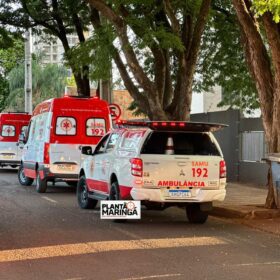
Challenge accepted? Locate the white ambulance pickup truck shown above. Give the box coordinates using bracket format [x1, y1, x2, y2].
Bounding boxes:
[77, 121, 227, 224]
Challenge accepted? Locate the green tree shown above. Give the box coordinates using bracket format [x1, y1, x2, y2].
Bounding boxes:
[233, 0, 280, 208]
[88, 0, 212, 120]
[0, 37, 24, 111]
[0, 0, 92, 96]
[6, 57, 67, 111]
[253, 0, 280, 22]
[87, 0, 258, 119]
[197, 0, 258, 113]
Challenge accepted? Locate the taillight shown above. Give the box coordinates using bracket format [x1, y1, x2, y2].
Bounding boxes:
[44, 143, 50, 164]
[130, 158, 143, 177]
[220, 160, 226, 178]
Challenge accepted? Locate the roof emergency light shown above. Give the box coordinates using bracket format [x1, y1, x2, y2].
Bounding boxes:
[115, 120, 227, 132]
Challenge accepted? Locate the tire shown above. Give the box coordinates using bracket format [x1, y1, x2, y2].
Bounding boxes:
[10, 165, 18, 168]
[77, 176, 98, 209]
[67, 181, 77, 187]
[18, 164, 34, 186]
[186, 204, 208, 224]
[109, 181, 127, 223]
[36, 172, 48, 193]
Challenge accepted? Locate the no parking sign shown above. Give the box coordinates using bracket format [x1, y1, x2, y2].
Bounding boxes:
[109, 104, 122, 121]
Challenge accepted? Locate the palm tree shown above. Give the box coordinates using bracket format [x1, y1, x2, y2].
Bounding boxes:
[5, 58, 68, 111]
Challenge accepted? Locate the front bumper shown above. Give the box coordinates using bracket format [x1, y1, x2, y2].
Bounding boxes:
[130, 187, 226, 203]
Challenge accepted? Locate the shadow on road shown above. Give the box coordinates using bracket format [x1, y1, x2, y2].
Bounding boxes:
[0, 167, 18, 173]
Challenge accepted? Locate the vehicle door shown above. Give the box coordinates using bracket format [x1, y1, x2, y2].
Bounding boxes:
[87, 134, 110, 194]
[17, 125, 28, 160]
[99, 132, 121, 182]
[0, 123, 17, 161]
[88, 133, 121, 194]
[22, 119, 36, 164]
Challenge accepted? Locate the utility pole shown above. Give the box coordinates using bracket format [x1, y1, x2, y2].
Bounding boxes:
[24, 29, 32, 114]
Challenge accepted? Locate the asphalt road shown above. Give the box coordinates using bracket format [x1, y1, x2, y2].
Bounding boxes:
[1, 167, 280, 280]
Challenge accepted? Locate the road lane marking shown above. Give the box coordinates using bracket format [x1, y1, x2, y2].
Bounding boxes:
[120, 273, 182, 280]
[234, 262, 280, 266]
[0, 237, 225, 263]
[115, 227, 143, 240]
[41, 196, 57, 204]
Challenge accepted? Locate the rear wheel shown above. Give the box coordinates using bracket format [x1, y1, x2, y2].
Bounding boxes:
[18, 164, 34, 186]
[110, 181, 127, 223]
[10, 165, 18, 168]
[77, 176, 98, 209]
[186, 204, 208, 224]
[36, 172, 48, 193]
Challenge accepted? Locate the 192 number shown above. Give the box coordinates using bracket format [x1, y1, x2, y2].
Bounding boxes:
[192, 168, 208, 178]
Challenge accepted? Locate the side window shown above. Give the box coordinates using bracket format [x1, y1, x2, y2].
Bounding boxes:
[106, 133, 120, 151]
[56, 117, 76, 135]
[28, 120, 35, 142]
[35, 115, 46, 141]
[86, 118, 106, 137]
[121, 131, 145, 150]
[94, 134, 110, 154]
[1, 125, 16, 137]
[21, 126, 28, 135]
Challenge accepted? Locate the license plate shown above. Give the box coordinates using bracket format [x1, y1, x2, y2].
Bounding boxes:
[2, 155, 14, 160]
[167, 189, 191, 198]
[57, 164, 74, 171]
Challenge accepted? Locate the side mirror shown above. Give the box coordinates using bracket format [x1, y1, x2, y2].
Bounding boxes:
[81, 146, 92, 155]
[18, 132, 27, 144]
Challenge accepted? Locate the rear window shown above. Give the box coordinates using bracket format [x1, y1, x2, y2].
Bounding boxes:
[56, 117, 76, 135]
[1, 125, 16, 137]
[141, 132, 220, 156]
[86, 118, 106, 137]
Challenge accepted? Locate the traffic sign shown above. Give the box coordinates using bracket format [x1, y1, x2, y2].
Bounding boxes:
[109, 104, 122, 121]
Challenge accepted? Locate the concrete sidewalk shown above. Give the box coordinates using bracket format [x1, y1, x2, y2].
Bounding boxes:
[211, 182, 280, 235]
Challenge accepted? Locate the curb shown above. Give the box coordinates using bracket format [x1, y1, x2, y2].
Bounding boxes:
[211, 206, 280, 219]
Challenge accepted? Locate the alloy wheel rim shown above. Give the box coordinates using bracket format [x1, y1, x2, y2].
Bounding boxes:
[81, 184, 88, 202]
[20, 168, 26, 182]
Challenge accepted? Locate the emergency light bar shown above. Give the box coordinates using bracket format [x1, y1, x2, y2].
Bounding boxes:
[115, 120, 227, 132]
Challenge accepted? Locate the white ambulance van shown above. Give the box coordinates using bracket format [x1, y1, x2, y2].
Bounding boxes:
[0, 112, 31, 168]
[18, 96, 112, 193]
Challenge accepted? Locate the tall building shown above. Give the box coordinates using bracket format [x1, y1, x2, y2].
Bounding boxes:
[32, 34, 80, 65]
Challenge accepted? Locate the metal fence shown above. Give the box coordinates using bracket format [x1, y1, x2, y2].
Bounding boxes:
[191, 109, 268, 186]
[241, 131, 266, 162]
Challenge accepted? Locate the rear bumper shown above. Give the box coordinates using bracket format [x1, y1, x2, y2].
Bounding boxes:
[0, 160, 20, 166]
[130, 188, 226, 203]
[38, 165, 78, 182]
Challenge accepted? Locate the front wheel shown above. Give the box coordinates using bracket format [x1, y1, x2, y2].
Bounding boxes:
[36, 172, 48, 193]
[77, 176, 98, 209]
[110, 181, 127, 223]
[18, 164, 34, 186]
[186, 204, 208, 224]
